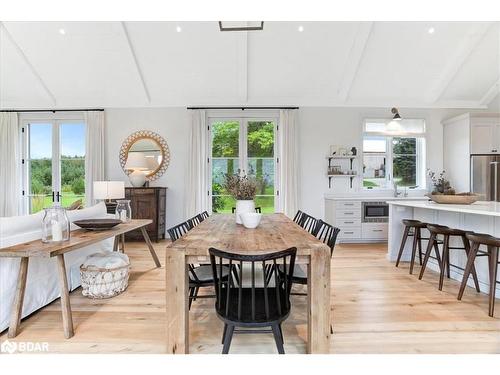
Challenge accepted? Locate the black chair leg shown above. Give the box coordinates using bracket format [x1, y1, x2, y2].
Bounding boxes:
[222, 325, 235, 354]
[278, 323, 284, 344]
[271, 324, 285, 354]
[193, 286, 200, 301]
[221, 323, 228, 344]
[188, 287, 195, 310]
[395, 227, 410, 267]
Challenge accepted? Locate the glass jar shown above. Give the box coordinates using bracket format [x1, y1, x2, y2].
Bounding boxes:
[115, 199, 132, 222]
[41, 204, 70, 243]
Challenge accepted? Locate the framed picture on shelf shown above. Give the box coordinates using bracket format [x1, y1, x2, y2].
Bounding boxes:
[329, 145, 340, 156]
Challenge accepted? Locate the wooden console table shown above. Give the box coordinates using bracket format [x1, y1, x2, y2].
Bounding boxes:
[0, 219, 160, 339]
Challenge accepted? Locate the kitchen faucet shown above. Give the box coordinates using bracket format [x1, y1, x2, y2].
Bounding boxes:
[393, 180, 402, 197]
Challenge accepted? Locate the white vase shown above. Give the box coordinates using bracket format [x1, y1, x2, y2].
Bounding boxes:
[235, 200, 255, 224]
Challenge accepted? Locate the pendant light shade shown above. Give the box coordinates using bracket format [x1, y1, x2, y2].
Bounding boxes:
[391, 107, 402, 121]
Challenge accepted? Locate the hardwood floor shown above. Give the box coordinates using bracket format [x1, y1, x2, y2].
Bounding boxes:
[1, 241, 500, 354]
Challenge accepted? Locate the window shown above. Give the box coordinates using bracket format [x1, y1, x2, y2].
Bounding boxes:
[209, 117, 279, 213]
[22, 119, 86, 213]
[362, 119, 425, 190]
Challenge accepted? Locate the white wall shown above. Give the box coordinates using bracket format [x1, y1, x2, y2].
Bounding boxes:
[104, 108, 190, 229]
[103, 106, 469, 228]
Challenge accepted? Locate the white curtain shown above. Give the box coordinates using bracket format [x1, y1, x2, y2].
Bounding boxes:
[85, 111, 105, 206]
[0, 113, 20, 217]
[186, 109, 209, 217]
[279, 109, 299, 218]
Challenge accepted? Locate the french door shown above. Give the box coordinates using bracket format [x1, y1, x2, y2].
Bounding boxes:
[22, 120, 86, 213]
[209, 117, 280, 213]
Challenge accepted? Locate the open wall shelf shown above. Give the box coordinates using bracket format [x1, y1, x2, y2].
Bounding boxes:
[326, 155, 359, 188]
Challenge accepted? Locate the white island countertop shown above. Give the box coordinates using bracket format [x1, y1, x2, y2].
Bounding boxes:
[387, 200, 500, 217]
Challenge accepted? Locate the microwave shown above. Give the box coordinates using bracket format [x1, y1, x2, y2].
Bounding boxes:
[362, 201, 389, 222]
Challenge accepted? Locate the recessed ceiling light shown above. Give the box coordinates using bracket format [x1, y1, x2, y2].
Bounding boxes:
[58, 28, 66, 35]
[176, 26, 182, 33]
[298, 25, 304, 32]
[428, 27, 435, 34]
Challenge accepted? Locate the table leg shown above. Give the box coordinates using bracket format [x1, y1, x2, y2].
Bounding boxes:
[166, 247, 188, 353]
[113, 236, 119, 252]
[120, 234, 126, 253]
[307, 245, 331, 353]
[141, 227, 161, 268]
[56, 254, 74, 339]
[8, 257, 29, 338]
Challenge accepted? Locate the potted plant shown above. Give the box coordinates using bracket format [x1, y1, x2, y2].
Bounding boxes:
[223, 171, 257, 224]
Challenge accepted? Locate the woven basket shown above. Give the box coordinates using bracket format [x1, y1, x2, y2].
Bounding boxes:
[80, 262, 130, 299]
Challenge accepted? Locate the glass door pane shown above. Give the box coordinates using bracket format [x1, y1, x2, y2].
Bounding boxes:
[247, 121, 275, 213]
[363, 137, 388, 189]
[211, 120, 240, 213]
[60, 122, 86, 207]
[27, 123, 53, 213]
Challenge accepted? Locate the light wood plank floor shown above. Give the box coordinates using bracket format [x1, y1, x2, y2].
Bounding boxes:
[2, 241, 500, 354]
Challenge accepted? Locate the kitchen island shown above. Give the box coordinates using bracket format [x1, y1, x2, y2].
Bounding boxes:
[388, 200, 500, 295]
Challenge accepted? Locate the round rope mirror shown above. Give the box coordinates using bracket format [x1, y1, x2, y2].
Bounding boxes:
[119, 130, 170, 182]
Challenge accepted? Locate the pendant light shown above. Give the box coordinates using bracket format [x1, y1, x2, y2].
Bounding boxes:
[386, 107, 402, 132]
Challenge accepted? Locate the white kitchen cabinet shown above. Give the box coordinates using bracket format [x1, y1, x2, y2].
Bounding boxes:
[325, 198, 386, 243]
[470, 122, 499, 154]
[443, 113, 500, 193]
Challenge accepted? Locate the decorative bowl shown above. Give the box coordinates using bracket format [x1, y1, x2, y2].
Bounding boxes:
[240, 213, 262, 229]
[73, 219, 123, 231]
[427, 193, 481, 205]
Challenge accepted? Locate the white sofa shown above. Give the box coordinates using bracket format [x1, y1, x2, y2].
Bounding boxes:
[0, 202, 113, 333]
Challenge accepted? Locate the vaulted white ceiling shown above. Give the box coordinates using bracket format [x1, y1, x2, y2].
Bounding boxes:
[0, 21, 499, 109]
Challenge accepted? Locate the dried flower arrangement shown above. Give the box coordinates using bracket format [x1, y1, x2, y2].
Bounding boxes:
[427, 169, 455, 195]
[223, 171, 257, 201]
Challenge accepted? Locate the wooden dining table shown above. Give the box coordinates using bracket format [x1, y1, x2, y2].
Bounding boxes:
[165, 213, 331, 354]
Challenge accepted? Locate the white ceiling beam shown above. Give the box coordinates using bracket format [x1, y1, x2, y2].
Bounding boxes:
[236, 31, 248, 103]
[0, 22, 57, 106]
[479, 79, 500, 106]
[121, 22, 151, 103]
[337, 22, 373, 103]
[427, 23, 493, 104]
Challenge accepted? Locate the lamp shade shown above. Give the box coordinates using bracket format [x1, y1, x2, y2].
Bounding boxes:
[145, 156, 159, 172]
[93, 181, 125, 200]
[124, 152, 149, 171]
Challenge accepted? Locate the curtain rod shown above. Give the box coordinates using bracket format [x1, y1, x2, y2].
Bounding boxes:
[186, 106, 299, 110]
[0, 109, 104, 113]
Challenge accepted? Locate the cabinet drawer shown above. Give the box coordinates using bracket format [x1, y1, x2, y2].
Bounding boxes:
[335, 201, 361, 210]
[361, 223, 388, 239]
[336, 218, 361, 227]
[336, 209, 361, 219]
[338, 227, 361, 239]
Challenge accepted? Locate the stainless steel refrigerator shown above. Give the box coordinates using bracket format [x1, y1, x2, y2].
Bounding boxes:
[471, 155, 500, 201]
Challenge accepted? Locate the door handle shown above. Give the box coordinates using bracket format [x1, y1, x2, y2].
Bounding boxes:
[56, 192, 61, 202]
[52, 191, 55, 202]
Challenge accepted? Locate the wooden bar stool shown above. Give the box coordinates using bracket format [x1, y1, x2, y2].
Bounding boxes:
[419, 224, 481, 293]
[459, 232, 500, 317]
[395, 219, 428, 274]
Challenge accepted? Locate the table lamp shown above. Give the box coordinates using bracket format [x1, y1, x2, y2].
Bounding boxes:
[124, 152, 149, 187]
[93, 181, 125, 214]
